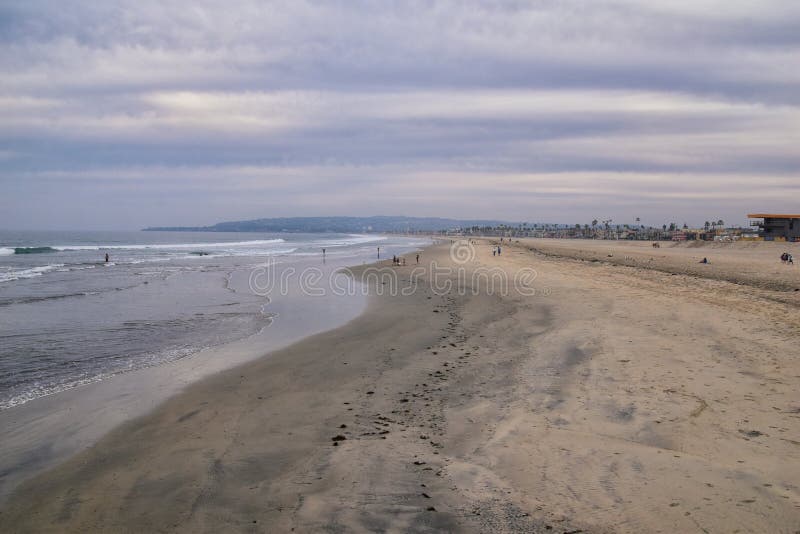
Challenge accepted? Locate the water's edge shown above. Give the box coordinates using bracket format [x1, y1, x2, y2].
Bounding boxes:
[0, 256, 383, 504]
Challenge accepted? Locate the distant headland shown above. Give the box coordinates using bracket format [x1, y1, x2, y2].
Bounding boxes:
[143, 216, 514, 233]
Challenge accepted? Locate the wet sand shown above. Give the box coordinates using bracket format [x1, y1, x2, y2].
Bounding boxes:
[0, 255, 369, 504]
[3, 240, 799, 532]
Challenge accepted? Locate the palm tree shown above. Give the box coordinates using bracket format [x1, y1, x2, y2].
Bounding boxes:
[602, 219, 612, 239]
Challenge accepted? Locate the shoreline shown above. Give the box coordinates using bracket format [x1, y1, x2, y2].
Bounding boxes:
[3, 240, 799, 532]
[0, 252, 378, 504]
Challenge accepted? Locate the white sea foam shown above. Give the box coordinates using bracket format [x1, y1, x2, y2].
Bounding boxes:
[0, 264, 66, 283]
[2, 236, 378, 257]
[181, 246, 299, 259]
[325, 234, 387, 246]
[51, 238, 286, 251]
[298, 235, 388, 250]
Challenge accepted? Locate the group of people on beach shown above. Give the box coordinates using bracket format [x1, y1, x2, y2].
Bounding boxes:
[780, 252, 794, 265]
[391, 253, 420, 266]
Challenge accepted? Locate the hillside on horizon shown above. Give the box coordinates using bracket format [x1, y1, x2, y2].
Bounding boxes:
[143, 216, 518, 233]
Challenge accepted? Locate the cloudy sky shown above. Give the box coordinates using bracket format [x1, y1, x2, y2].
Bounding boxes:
[1, 0, 798, 230]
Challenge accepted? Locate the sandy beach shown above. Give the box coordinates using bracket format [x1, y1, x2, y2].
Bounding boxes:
[3, 239, 799, 533]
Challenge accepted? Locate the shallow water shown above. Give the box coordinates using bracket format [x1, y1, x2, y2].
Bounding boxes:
[0, 230, 428, 410]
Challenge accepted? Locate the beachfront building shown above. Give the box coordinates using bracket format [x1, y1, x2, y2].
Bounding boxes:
[748, 214, 800, 241]
[671, 231, 689, 241]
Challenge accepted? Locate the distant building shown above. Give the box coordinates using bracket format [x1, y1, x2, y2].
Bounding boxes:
[748, 214, 800, 241]
[671, 231, 688, 241]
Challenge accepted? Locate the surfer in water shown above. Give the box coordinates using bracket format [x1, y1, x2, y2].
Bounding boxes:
[105, 253, 109, 263]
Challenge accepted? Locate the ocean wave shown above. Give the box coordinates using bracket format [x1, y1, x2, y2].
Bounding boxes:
[0, 373, 112, 411]
[309, 234, 388, 248]
[0, 264, 66, 283]
[341, 234, 388, 245]
[69, 264, 99, 271]
[0, 343, 207, 410]
[3, 246, 59, 255]
[0, 239, 288, 255]
[0, 290, 101, 307]
[51, 239, 287, 251]
[0, 309, 272, 410]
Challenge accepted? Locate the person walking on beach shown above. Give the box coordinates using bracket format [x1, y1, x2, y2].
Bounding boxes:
[789, 254, 794, 265]
[781, 252, 789, 264]
[416, 253, 419, 264]
[105, 253, 109, 263]
[377, 246, 380, 259]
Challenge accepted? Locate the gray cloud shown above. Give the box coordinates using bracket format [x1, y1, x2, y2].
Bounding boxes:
[1, 0, 799, 229]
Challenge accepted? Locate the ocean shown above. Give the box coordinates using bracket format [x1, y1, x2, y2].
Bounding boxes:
[0, 230, 429, 411]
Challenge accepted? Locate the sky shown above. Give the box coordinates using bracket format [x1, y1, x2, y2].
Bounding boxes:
[1, 0, 799, 230]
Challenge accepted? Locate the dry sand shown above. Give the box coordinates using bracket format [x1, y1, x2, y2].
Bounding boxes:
[3, 240, 799, 533]
[523, 238, 800, 292]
